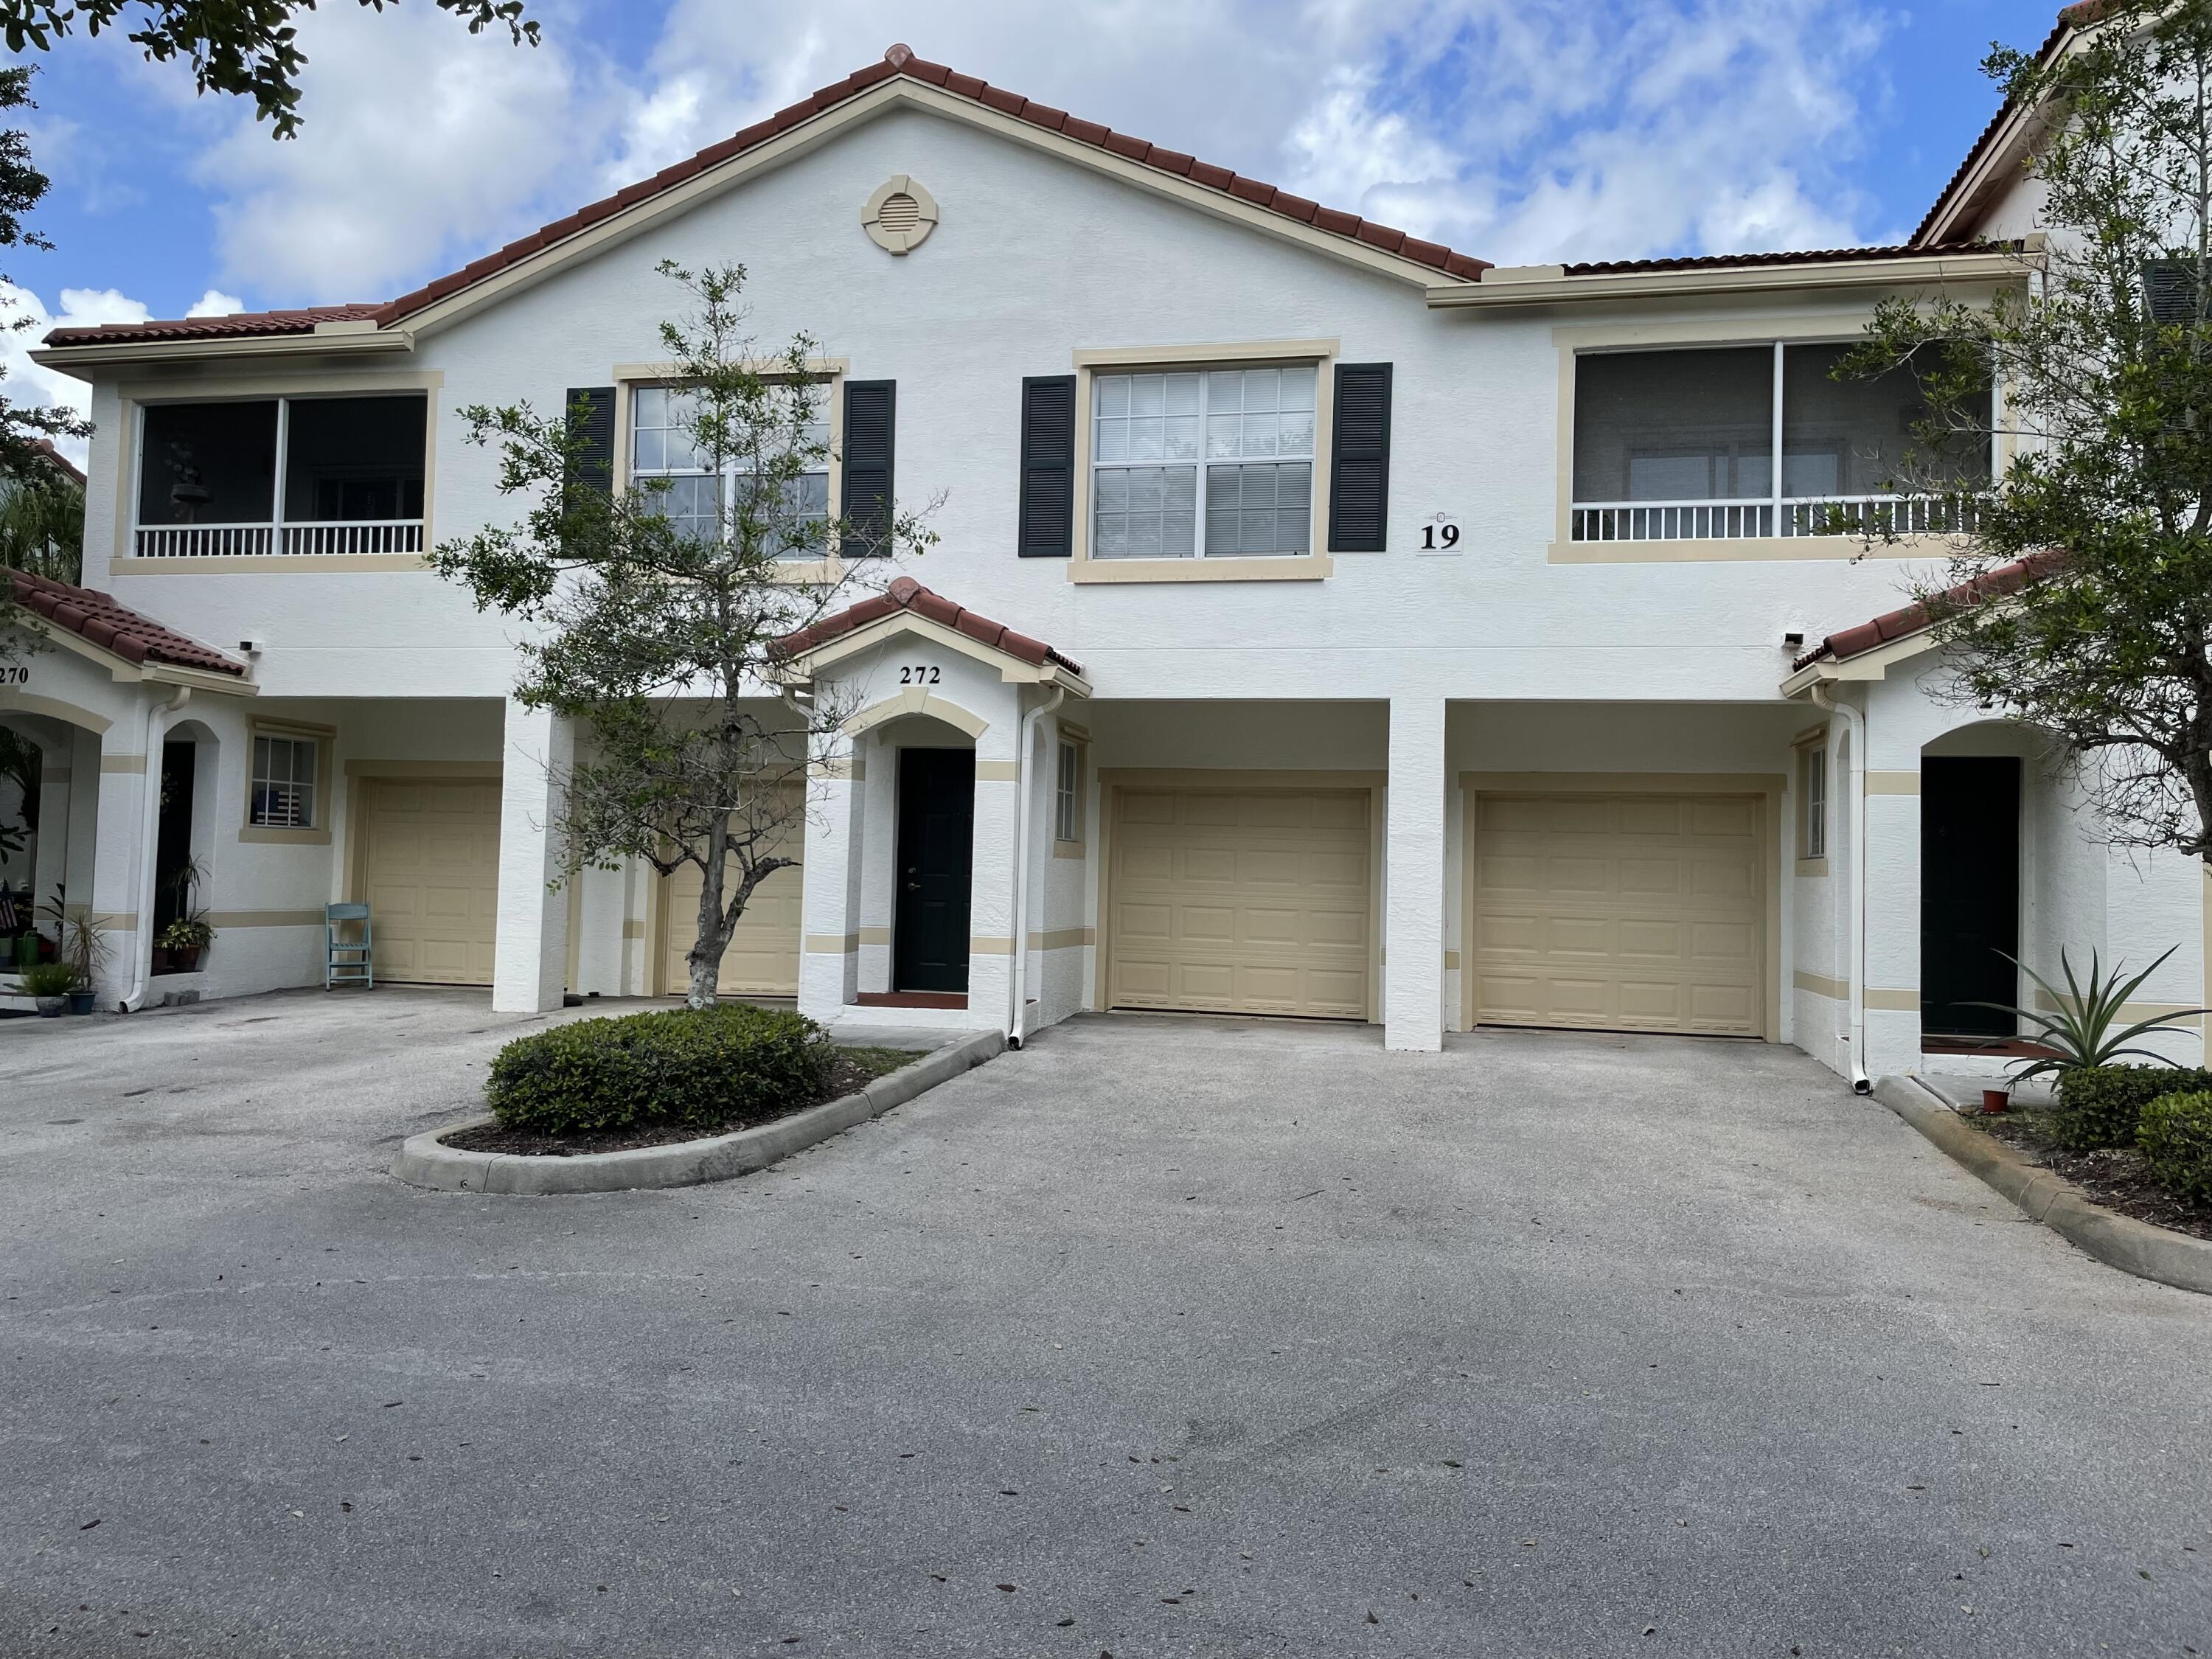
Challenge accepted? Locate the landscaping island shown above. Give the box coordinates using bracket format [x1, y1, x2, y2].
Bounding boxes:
[393, 1006, 1003, 1194]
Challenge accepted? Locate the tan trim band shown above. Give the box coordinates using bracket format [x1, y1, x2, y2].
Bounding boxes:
[204, 909, 326, 929]
[1794, 969, 1848, 1001]
[1865, 987, 1920, 1012]
[99, 753, 147, 774]
[1865, 771, 1921, 795]
[803, 933, 859, 954]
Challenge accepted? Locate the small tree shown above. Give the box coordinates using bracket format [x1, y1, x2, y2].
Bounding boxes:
[1842, 0, 2212, 864]
[433, 262, 935, 1007]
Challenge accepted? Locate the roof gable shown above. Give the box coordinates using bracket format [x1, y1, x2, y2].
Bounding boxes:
[775, 576, 1087, 689]
[44, 46, 1489, 355]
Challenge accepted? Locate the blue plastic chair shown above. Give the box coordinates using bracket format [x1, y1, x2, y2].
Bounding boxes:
[326, 902, 372, 990]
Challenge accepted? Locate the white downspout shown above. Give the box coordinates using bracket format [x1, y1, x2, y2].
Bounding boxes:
[1006, 684, 1065, 1048]
[1812, 682, 1872, 1093]
[122, 684, 191, 1013]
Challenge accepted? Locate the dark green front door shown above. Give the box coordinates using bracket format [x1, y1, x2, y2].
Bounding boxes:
[894, 747, 975, 994]
[1921, 755, 2020, 1038]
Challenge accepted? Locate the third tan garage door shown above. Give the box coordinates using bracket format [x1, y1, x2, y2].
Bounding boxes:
[1108, 787, 1371, 1019]
[1470, 790, 1765, 1037]
[360, 776, 502, 985]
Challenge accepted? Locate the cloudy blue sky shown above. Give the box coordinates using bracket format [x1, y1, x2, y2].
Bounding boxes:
[3, 0, 2048, 452]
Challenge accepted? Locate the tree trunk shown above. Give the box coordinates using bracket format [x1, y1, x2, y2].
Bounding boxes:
[686, 813, 731, 1009]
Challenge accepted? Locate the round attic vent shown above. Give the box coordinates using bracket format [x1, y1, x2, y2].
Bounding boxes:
[863, 174, 939, 254]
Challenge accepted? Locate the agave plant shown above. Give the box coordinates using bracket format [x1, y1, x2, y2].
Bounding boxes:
[1971, 946, 2211, 1082]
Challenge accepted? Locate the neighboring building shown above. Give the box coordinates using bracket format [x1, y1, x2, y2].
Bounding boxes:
[3, 13, 2199, 1082]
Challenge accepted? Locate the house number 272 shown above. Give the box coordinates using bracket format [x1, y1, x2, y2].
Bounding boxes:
[898, 664, 941, 685]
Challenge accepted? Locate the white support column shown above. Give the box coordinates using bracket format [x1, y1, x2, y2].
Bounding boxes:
[90, 738, 149, 1006]
[492, 698, 572, 1014]
[1385, 695, 1447, 1052]
[799, 732, 863, 1023]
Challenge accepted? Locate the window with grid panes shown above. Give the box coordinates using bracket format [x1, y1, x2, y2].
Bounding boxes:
[250, 733, 317, 829]
[1091, 364, 1317, 558]
[1055, 740, 1083, 843]
[630, 383, 831, 557]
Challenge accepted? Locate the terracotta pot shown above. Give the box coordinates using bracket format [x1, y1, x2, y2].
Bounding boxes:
[1981, 1088, 2011, 1115]
[169, 946, 202, 973]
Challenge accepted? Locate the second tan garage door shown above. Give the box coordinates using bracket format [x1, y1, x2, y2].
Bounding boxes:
[1470, 790, 1765, 1037]
[360, 776, 502, 986]
[1108, 787, 1372, 1019]
[658, 818, 804, 998]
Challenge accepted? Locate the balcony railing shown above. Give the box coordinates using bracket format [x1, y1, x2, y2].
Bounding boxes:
[1571, 494, 1981, 543]
[133, 520, 425, 560]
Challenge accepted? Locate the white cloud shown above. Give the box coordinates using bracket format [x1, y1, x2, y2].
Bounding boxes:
[0, 285, 152, 465]
[192, 3, 605, 300]
[185, 288, 244, 318]
[168, 0, 1904, 310]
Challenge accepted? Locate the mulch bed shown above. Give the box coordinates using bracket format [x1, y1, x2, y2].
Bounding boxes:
[1972, 1107, 2212, 1242]
[441, 1047, 917, 1158]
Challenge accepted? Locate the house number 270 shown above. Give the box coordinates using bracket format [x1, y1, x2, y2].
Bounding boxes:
[898, 664, 942, 685]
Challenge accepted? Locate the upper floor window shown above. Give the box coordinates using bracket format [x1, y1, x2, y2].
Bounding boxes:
[134, 394, 428, 560]
[630, 382, 830, 559]
[1091, 364, 1316, 559]
[249, 732, 317, 829]
[1570, 343, 1992, 543]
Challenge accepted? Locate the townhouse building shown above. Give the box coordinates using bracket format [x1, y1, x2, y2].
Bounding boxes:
[5, 13, 2199, 1085]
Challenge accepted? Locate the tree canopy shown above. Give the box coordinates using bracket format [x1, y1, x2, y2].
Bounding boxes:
[1844, 0, 2212, 861]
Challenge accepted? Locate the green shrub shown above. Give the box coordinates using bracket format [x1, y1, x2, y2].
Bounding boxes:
[2138, 1091, 2212, 1205]
[2055, 1065, 2212, 1150]
[486, 1004, 834, 1135]
[19, 961, 75, 997]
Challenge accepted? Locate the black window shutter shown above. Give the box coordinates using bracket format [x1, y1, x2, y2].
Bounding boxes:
[842, 379, 896, 556]
[1328, 363, 1393, 552]
[564, 386, 616, 504]
[2144, 259, 2202, 327]
[1018, 375, 1077, 557]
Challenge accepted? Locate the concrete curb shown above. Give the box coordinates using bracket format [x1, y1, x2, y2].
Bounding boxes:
[392, 1029, 1005, 1195]
[1874, 1074, 2212, 1296]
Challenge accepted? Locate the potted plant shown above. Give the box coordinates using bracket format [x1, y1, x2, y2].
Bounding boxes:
[21, 960, 73, 1017]
[158, 914, 214, 974]
[36, 885, 108, 1009]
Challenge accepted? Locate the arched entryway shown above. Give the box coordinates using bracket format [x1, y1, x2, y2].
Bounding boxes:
[849, 706, 982, 1006]
[1920, 721, 2050, 1040]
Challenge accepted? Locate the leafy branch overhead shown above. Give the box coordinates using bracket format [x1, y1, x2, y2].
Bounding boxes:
[0, 1, 537, 139]
[1837, 0, 2212, 862]
[431, 261, 939, 1009]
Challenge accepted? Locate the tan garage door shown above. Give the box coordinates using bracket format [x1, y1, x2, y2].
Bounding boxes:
[1108, 787, 1371, 1019]
[361, 777, 502, 986]
[658, 818, 804, 998]
[1471, 791, 1765, 1037]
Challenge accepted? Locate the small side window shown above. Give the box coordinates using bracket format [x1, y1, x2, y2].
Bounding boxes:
[250, 733, 319, 830]
[1802, 746, 1826, 860]
[1054, 740, 1085, 845]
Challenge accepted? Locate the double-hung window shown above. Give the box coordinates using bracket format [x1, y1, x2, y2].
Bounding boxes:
[1091, 364, 1317, 559]
[250, 733, 318, 830]
[630, 383, 831, 558]
[1569, 342, 1992, 542]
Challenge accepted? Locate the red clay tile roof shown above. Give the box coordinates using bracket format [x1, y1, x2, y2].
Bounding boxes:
[774, 575, 1083, 676]
[44, 44, 1490, 353]
[1910, 6, 2088, 246]
[6, 568, 248, 677]
[44, 303, 381, 350]
[1562, 241, 2004, 277]
[28, 439, 83, 488]
[1792, 548, 2066, 672]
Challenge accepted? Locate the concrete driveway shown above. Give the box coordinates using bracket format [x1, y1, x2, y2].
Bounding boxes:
[4, 992, 2211, 1657]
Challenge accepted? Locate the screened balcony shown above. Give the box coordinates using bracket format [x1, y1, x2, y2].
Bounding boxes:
[133, 394, 428, 559]
[1568, 343, 1991, 543]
